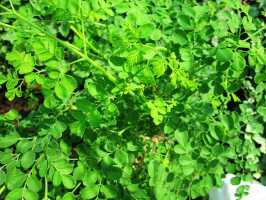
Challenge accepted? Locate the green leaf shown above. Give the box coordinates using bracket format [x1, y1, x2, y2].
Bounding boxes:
[61, 175, 76, 189]
[21, 151, 36, 169]
[4, 109, 19, 120]
[178, 15, 192, 29]
[0, 133, 20, 149]
[5, 88, 16, 101]
[32, 37, 57, 62]
[37, 159, 48, 177]
[152, 59, 167, 77]
[80, 184, 99, 199]
[62, 75, 77, 92]
[6, 169, 26, 190]
[172, 30, 188, 45]
[23, 189, 38, 200]
[103, 166, 122, 180]
[127, 184, 150, 200]
[261, 176, 266, 186]
[73, 162, 85, 181]
[60, 140, 71, 155]
[50, 121, 67, 139]
[24, 73, 36, 84]
[55, 75, 77, 100]
[139, 23, 156, 39]
[62, 192, 75, 200]
[148, 160, 160, 177]
[174, 131, 188, 146]
[182, 164, 195, 176]
[54, 84, 68, 100]
[75, 99, 102, 127]
[0, 151, 13, 165]
[147, 99, 166, 125]
[86, 82, 98, 98]
[231, 176, 241, 185]
[82, 170, 99, 186]
[216, 48, 233, 62]
[100, 185, 118, 199]
[27, 175, 42, 192]
[16, 140, 33, 153]
[231, 53, 246, 77]
[5, 188, 23, 200]
[209, 123, 226, 140]
[242, 16, 256, 31]
[43, 93, 58, 108]
[52, 159, 73, 175]
[53, 171, 62, 187]
[0, 73, 7, 84]
[174, 145, 188, 154]
[69, 120, 86, 137]
[21, 54, 35, 74]
[0, 170, 6, 186]
[150, 29, 162, 41]
[179, 155, 195, 166]
[246, 121, 264, 134]
[126, 142, 139, 152]
[257, 106, 266, 122]
[6, 51, 34, 74]
[114, 150, 129, 166]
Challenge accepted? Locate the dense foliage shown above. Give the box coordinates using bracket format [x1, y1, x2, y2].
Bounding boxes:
[0, 0, 265, 199]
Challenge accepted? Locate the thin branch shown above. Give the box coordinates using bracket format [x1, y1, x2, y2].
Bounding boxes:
[44, 176, 48, 200]
[0, 186, 6, 196]
[70, 25, 105, 58]
[0, 21, 14, 28]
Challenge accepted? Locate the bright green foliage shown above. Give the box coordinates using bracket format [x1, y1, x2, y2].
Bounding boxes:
[0, 0, 266, 200]
[6, 51, 35, 74]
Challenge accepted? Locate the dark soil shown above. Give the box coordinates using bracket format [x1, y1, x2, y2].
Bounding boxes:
[0, 85, 43, 116]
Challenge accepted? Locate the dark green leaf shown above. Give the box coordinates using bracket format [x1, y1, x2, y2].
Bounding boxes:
[231, 176, 241, 185]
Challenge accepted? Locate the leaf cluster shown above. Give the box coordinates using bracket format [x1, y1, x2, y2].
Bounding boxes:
[0, 0, 266, 199]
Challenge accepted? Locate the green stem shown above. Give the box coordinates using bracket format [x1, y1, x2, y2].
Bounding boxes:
[64, 42, 117, 83]
[96, 180, 102, 200]
[22, 154, 44, 199]
[18, 137, 35, 140]
[0, 4, 10, 12]
[72, 182, 81, 194]
[243, 26, 266, 41]
[70, 25, 104, 58]
[44, 176, 48, 200]
[0, 11, 12, 15]
[8, 0, 15, 11]
[0, 164, 7, 171]
[0, 21, 14, 28]
[79, 0, 87, 56]
[31, 136, 37, 150]
[0, 185, 5, 196]
[69, 58, 86, 65]
[188, 176, 195, 200]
